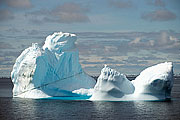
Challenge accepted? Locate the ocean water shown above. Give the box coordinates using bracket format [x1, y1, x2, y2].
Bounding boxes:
[0, 77, 180, 120]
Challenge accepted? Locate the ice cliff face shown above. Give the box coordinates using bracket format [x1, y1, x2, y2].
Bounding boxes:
[90, 65, 135, 101]
[11, 32, 96, 98]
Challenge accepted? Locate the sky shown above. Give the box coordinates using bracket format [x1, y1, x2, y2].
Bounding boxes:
[0, 0, 180, 77]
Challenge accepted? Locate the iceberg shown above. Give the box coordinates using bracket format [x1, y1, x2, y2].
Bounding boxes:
[11, 31, 174, 101]
[11, 32, 96, 98]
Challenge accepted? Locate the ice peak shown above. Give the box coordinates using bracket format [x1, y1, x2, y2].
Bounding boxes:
[104, 64, 107, 68]
[139, 62, 173, 79]
[32, 43, 39, 50]
[90, 66, 135, 100]
[43, 32, 77, 53]
[100, 66, 121, 81]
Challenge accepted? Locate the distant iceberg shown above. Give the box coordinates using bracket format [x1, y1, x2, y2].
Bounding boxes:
[11, 32, 96, 98]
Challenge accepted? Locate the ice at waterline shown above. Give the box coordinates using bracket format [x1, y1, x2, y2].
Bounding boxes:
[11, 32, 174, 101]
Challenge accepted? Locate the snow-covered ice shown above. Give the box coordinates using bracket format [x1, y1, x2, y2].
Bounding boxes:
[72, 88, 94, 96]
[131, 62, 174, 100]
[11, 32, 96, 98]
[90, 65, 135, 101]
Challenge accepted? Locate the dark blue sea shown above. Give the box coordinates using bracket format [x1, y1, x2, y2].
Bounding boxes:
[0, 77, 180, 120]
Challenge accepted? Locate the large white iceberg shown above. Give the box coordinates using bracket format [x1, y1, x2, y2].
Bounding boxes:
[11, 32, 96, 98]
[11, 32, 174, 101]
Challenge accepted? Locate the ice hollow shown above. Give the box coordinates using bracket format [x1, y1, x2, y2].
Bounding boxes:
[11, 32, 96, 98]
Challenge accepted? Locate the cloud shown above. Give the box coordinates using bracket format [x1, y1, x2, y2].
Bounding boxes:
[114, 64, 147, 75]
[27, 30, 39, 35]
[142, 9, 176, 21]
[28, 18, 44, 25]
[50, 2, 89, 23]
[129, 30, 180, 53]
[101, 57, 114, 61]
[0, 0, 32, 22]
[82, 65, 102, 75]
[129, 37, 142, 44]
[0, 69, 12, 77]
[76, 32, 134, 40]
[122, 56, 148, 64]
[77, 31, 180, 59]
[81, 59, 124, 65]
[129, 36, 155, 48]
[26, 2, 90, 24]
[154, 0, 165, 7]
[141, 55, 164, 60]
[6, 28, 21, 33]
[0, 51, 20, 57]
[4, 0, 32, 9]
[0, 9, 14, 21]
[0, 42, 14, 49]
[1, 31, 180, 77]
[109, 0, 133, 9]
[81, 61, 103, 65]
[0, 56, 15, 65]
[147, 0, 165, 7]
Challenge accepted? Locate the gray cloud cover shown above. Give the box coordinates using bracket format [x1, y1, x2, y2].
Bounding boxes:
[1, 0, 32, 9]
[0, 0, 32, 22]
[0, 9, 14, 21]
[0, 31, 180, 76]
[77, 31, 180, 57]
[26, 2, 90, 24]
[109, 0, 134, 9]
[142, 9, 176, 21]
[0, 42, 14, 49]
[147, 0, 165, 7]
